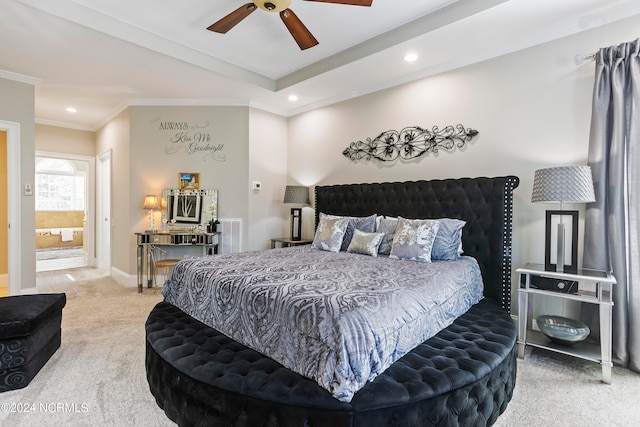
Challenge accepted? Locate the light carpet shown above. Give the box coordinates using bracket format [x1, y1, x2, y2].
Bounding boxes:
[0, 268, 172, 427]
[1, 267, 639, 427]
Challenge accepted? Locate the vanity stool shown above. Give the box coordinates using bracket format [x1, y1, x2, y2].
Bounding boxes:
[0, 293, 66, 392]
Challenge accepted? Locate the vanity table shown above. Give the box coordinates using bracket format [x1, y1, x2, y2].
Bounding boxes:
[136, 231, 219, 293]
[136, 187, 220, 292]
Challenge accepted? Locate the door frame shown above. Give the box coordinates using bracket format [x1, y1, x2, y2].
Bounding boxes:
[1, 120, 21, 296]
[97, 149, 112, 271]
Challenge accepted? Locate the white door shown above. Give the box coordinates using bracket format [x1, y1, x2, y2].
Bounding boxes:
[97, 150, 112, 270]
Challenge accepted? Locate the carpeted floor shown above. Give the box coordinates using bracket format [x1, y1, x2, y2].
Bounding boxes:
[495, 348, 640, 427]
[1, 267, 639, 426]
[0, 268, 173, 427]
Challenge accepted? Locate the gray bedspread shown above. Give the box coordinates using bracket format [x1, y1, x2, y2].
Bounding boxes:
[162, 246, 483, 402]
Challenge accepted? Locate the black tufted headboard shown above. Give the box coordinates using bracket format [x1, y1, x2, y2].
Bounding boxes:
[314, 176, 519, 312]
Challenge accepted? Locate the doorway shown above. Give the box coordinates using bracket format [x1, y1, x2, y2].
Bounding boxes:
[35, 152, 95, 272]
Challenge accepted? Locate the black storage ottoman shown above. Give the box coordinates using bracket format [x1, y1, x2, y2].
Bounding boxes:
[0, 293, 66, 392]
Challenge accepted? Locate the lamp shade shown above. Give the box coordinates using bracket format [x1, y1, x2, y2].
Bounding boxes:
[143, 195, 160, 210]
[531, 166, 596, 203]
[283, 185, 310, 205]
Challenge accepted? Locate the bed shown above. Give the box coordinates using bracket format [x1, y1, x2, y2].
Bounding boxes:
[145, 175, 519, 426]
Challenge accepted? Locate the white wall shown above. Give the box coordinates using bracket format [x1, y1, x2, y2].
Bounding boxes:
[248, 108, 288, 250]
[287, 14, 640, 310]
[128, 106, 250, 257]
[35, 124, 96, 157]
[0, 76, 36, 294]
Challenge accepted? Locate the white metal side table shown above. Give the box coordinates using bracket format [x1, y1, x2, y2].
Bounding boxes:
[516, 263, 616, 383]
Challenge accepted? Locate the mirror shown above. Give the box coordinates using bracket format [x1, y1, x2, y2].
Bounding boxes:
[161, 189, 218, 232]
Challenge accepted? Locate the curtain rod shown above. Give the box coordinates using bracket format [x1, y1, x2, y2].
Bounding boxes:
[574, 52, 596, 65]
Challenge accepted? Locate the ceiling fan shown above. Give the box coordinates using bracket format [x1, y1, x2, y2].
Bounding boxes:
[207, 0, 373, 50]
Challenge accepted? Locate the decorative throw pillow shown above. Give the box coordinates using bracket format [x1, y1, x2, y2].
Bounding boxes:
[376, 217, 398, 255]
[327, 214, 377, 251]
[347, 229, 385, 257]
[389, 217, 440, 262]
[432, 218, 466, 261]
[312, 214, 350, 252]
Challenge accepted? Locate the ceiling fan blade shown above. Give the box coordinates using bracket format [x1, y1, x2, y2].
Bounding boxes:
[280, 9, 319, 50]
[304, 0, 372, 6]
[207, 3, 257, 34]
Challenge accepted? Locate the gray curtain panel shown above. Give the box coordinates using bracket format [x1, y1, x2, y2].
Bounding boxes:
[583, 38, 640, 372]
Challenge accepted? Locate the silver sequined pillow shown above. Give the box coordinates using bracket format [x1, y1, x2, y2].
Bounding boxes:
[312, 214, 350, 252]
[389, 217, 440, 262]
[329, 214, 377, 251]
[347, 229, 385, 257]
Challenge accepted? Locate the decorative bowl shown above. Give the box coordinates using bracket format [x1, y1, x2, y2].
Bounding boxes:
[536, 315, 590, 345]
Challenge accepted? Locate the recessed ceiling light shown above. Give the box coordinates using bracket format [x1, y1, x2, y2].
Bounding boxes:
[404, 53, 418, 62]
[65, 107, 77, 113]
[288, 95, 298, 102]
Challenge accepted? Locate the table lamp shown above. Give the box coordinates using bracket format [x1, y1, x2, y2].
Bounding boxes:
[143, 195, 161, 233]
[283, 185, 310, 241]
[531, 166, 595, 273]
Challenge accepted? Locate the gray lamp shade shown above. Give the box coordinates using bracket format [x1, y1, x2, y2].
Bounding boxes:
[283, 185, 310, 205]
[531, 166, 596, 203]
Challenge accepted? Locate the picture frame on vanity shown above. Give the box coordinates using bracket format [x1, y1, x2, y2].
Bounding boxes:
[172, 194, 202, 223]
[544, 210, 578, 273]
[178, 172, 200, 191]
[162, 189, 217, 231]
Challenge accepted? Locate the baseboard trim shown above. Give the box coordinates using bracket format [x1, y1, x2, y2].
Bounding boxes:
[110, 267, 137, 287]
[20, 286, 39, 295]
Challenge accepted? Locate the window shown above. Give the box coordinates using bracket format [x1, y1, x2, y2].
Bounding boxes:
[35, 158, 85, 211]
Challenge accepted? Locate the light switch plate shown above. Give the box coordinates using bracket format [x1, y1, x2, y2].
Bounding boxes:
[24, 183, 33, 196]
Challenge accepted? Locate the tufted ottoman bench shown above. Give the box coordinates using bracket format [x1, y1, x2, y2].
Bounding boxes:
[146, 298, 517, 426]
[0, 293, 66, 392]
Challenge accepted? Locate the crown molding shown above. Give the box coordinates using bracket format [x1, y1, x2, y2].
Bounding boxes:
[0, 69, 41, 85]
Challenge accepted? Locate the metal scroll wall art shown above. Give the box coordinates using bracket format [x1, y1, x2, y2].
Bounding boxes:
[342, 124, 478, 162]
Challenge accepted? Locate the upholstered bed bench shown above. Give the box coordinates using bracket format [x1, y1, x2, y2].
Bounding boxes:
[146, 297, 516, 426]
[0, 293, 66, 392]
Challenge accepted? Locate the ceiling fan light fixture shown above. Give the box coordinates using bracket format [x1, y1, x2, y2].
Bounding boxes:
[254, 0, 291, 13]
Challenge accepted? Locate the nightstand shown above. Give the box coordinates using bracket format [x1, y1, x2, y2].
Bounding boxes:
[516, 263, 616, 383]
[270, 237, 313, 249]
